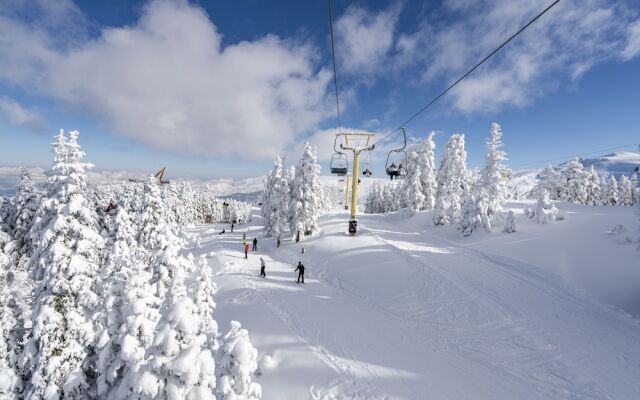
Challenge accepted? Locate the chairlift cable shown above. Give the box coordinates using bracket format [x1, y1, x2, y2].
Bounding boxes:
[327, 0, 342, 134]
[371, 0, 561, 147]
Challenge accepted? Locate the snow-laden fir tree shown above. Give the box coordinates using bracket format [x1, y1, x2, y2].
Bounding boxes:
[402, 151, 425, 214]
[618, 175, 634, 206]
[560, 158, 588, 204]
[138, 176, 169, 253]
[0, 222, 18, 398]
[146, 246, 218, 400]
[11, 167, 40, 258]
[584, 166, 601, 206]
[434, 134, 468, 225]
[602, 175, 619, 206]
[289, 142, 323, 239]
[216, 321, 262, 400]
[193, 256, 219, 350]
[417, 132, 437, 210]
[22, 129, 105, 399]
[531, 164, 561, 200]
[94, 207, 141, 398]
[263, 156, 290, 238]
[458, 189, 491, 236]
[478, 123, 509, 217]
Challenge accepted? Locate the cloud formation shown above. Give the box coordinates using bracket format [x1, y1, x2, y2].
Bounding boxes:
[0, 0, 333, 160]
[396, 0, 640, 113]
[335, 3, 402, 77]
[0, 96, 47, 133]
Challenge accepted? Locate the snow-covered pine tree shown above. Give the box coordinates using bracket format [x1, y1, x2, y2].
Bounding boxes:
[479, 123, 509, 217]
[458, 192, 481, 237]
[94, 207, 140, 397]
[138, 176, 169, 253]
[618, 175, 634, 206]
[147, 248, 217, 400]
[532, 164, 561, 200]
[417, 132, 437, 210]
[584, 166, 601, 206]
[434, 134, 468, 225]
[22, 130, 105, 399]
[193, 256, 219, 350]
[402, 151, 425, 214]
[0, 222, 18, 398]
[560, 158, 588, 204]
[603, 175, 619, 206]
[289, 143, 322, 239]
[216, 321, 262, 400]
[263, 156, 290, 238]
[11, 167, 40, 258]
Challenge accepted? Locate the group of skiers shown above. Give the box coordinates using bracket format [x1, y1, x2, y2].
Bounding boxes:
[386, 162, 406, 180]
[221, 223, 306, 284]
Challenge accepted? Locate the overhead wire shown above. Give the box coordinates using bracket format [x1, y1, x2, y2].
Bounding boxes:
[371, 0, 561, 148]
[327, 0, 342, 135]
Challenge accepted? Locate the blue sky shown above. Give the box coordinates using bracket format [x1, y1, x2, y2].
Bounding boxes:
[0, 0, 639, 179]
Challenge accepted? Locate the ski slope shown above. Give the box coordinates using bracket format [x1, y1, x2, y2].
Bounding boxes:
[185, 205, 640, 400]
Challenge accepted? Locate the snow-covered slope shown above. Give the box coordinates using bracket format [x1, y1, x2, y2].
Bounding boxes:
[576, 151, 640, 177]
[185, 203, 640, 399]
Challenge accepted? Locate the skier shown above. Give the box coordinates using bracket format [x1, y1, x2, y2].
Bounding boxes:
[244, 242, 249, 259]
[387, 163, 398, 180]
[231, 222, 235, 232]
[277, 236, 281, 248]
[295, 261, 305, 284]
[260, 257, 266, 278]
[218, 229, 226, 235]
[243, 232, 246, 240]
[252, 237, 258, 251]
[301, 246, 305, 254]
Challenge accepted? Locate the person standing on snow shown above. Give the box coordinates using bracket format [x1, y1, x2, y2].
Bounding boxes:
[260, 257, 266, 278]
[295, 261, 305, 284]
[277, 236, 281, 248]
[244, 242, 249, 259]
[252, 237, 258, 251]
[231, 222, 235, 232]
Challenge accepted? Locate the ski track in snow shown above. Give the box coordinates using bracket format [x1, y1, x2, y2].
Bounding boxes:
[185, 209, 640, 400]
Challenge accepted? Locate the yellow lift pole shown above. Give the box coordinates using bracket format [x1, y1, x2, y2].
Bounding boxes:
[336, 132, 375, 235]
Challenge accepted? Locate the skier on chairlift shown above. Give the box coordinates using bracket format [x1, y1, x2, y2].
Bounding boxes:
[387, 162, 398, 180]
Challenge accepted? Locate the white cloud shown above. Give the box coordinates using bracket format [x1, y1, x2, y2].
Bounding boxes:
[397, 0, 640, 113]
[0, 96, 47, 133]
[0, 0, 333, 161]
[335, 4, 401, 77]
[622, 20, 640, 61]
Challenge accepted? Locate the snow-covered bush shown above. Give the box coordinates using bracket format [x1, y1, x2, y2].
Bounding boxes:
[527, 189, 561, 223]
[503, 210, 517, 233]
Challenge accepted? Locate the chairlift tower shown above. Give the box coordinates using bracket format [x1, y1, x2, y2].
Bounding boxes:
[336, 132, 375, 234]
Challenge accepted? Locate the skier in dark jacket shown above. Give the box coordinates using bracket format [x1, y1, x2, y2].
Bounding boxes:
[259, 257, 266, 278]
[252, 237, 258, 251]
[231, 222, 235, 232]
[295, 261, 305, 284]
[277, 236, 281, 248]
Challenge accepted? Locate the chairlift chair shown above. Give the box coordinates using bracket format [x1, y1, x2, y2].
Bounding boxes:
[385, 127, 408, 180]
[330, 152, 349, 175]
